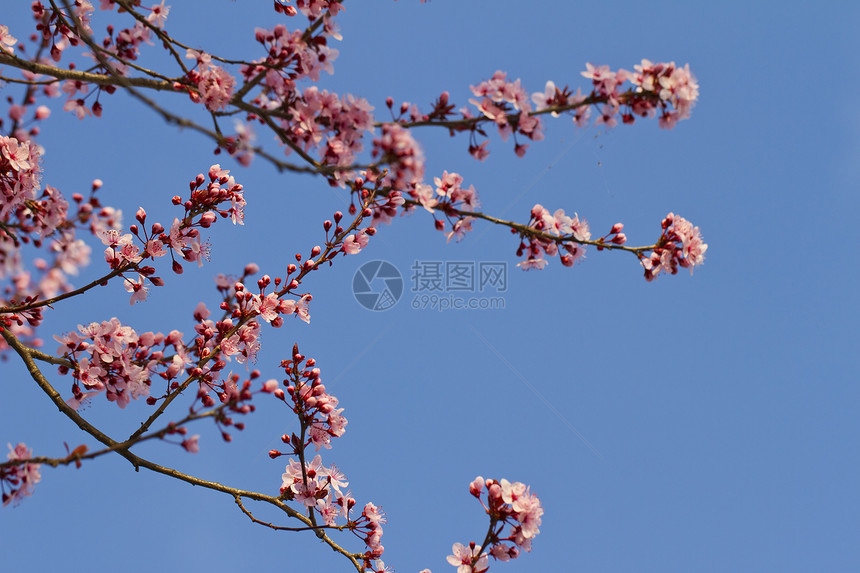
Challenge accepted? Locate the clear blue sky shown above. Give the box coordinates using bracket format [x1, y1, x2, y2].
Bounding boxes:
[2, 1, 858, 572]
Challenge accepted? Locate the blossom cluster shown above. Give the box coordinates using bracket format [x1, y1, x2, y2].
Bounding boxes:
[467, 70, 545, 159]
[533, 59, 700, 131]
[249, 16, 340, 86]
[268, 345, 347, 454]
[29, 1, 163, 119]
[417, 171, 480, 243]
[445, 477, 544, 573]
[1, 135, 49, 234]
[1, 443, 41, 506]
[0, 136, 121, 347]
[54, 318, 185, 409]
[282, 87, 374, 176]
[100, 164, 246, 305]
[210, 284, 309, 366]
[241, 16, 374, 176]
[516, 204, 593, 270]
[371, 123, 426, 191]
[640, 212, 707, 280]
[266, 347, 387, 567]
[193, 62, 236, 112]
[280, 453, 351, 514]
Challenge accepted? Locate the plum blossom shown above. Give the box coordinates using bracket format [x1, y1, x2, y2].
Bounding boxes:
[146, 1, 170, 28]
[447, 543, 488, 573]
[446, 217, 474, 243]
[180, 435, 200, 453]
[123, 273, 149, 304]
[55, 318, 161, 409]
[63, 98, 92, 120]
[197, 66, 236, 112]
[2, 443, 41, 506]
[516, 204, 591, 270]
[342, 229, 370, 254]
[458, 477, 543, 568]
[640, 212, 707, 281]
[0, 25, 17, 55]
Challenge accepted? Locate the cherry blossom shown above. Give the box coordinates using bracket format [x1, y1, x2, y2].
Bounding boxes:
[447, 542, 489, 573]
[0, 25, 17, 55]
[145, 1, 170, 28]
[640, 212, 707, 280]
[196, 66, 237, 112]
[1, 444, 41, 506]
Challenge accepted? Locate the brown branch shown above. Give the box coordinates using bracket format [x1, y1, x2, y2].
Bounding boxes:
[234, 495, 350, 535]
[0, 263, 133, 315]
[0, 52, 174, 91]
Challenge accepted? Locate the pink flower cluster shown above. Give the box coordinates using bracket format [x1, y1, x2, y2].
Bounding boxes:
[640, 212, 707, 280]
[193, 370, 263, 442]
[1, 443, 41, 506]
[220, 120, 256, 166]
[185, 50, 237, 112]
[54, 318, 185, 409]
[243, 19, 377, 176]
[576, 59, 698, 129]
[516, 204, 592, 270]
[0, 135, 44, 222]
[445, 477, 543, 573]
[97, 164, 245, 304]
[267, 346, 384, 564]
[28, 2, 166, 118]
[269, 347, 347, 453]
[250, 18, 340, 87]
[282, 87, 374, 175]
[0, 141, 115, 345]
[407, 171, 480, 243]
[371, 123, 426, 191]
[280, 453, 352, 514]
[188, 295, 261, 368]
[468, 70, 544, 158]
[293, 0, 344, 20]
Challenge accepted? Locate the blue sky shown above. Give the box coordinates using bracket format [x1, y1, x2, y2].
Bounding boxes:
[2, 1, 858, 572]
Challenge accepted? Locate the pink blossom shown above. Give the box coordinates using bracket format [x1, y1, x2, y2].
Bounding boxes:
[295, 294, 311, 323]
[3, 443, 41, 505]
[123, 274, 149, 304]
[363, 502, 386, 528]
[254, 292, 281, 322]
[445, 217, 474, 243]
[316, 495, 341, 526]
[262, 379, 279, 392]
[8, 105, 26, 122]
[181, 435, 200, 453]
[185, 48, 212, 68]
[516, 257, 548, 271]
[469, 141, 490, 161]
[63, 99, 92, 120]
[343, 230, 369, 254]
[146, 1, 170, 27]
[446, 543, 488, 573]
[197, 66, 236, 112]
[531, 80, 560, 115]
[0, 25, 18, 55]
[414, 183, 438, 212]
[67, 390, 99, 411]
[0, 135, 32, 171]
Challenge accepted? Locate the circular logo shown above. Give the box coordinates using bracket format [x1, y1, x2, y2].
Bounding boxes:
[352, 260, 403, 311]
